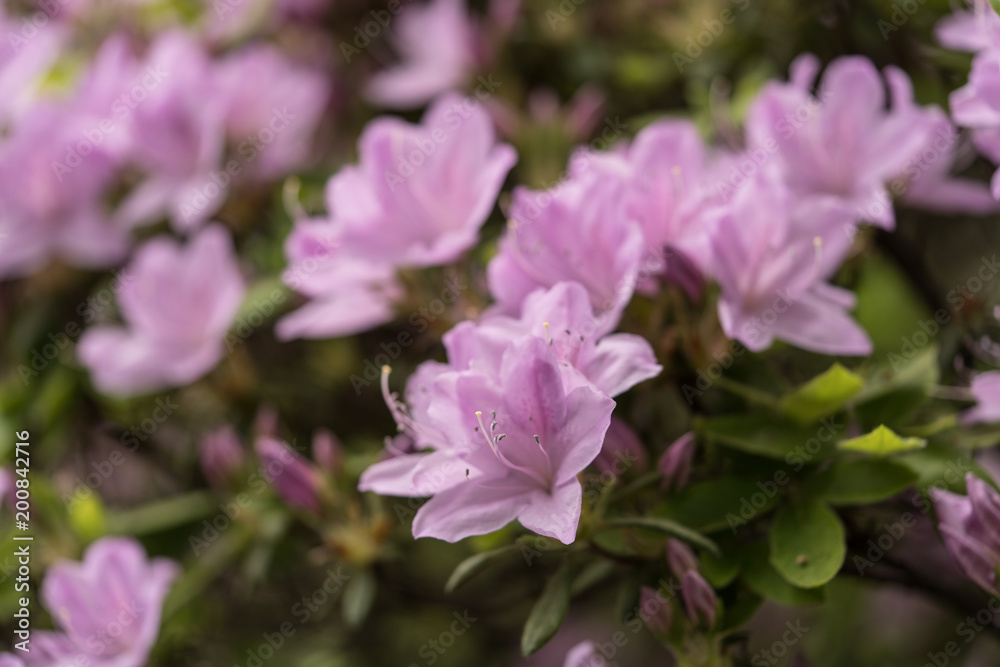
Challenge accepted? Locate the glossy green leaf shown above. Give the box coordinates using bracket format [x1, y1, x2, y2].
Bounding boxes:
[810, 459, 918, 506]
[697, 414, 837, 462]
[601, 516, 719, 555]
[655, 477, 782, 534]
[521, 563, 573, 656]
[780, 363, 864, 423]
[838, 425, 927, 456]
[741, 543, 824, 607]
[769, 502, 845, 589]
[700, 550, 741, 588]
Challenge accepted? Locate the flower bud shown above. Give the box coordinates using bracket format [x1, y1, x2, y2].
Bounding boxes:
[312, 428, 342, 474]
[198, 426, 245, 488]
[594, 417, 648, 478]
[659, 432, 695, 492]
[666, 538, 698, 577]
[639, 585, 673, 634]
[681, 570, 717, 629]
[255, 437, 323, 513]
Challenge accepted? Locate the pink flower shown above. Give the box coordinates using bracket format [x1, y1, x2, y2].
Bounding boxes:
[487, 153, 644, 319]
[31, 537, 179, 667]
[931, 474, 1000, 593]
[214, 44, 330, 181]
[936, 2, 1000, 54]
[78, 225, 245, 396]
[706, 169, 872, 356]
[562, 641, 607, 667]
[364, 0, 479, 109]
[950, 37, 1000, 199]
[359, 336, 615, 544]
[116, 31, 227, 232]
[594, 417, 648, 478]
[659, 432, 695, 493]
[746, 54, 931, 229]
[332, 94, 516, 267]
[276, 222, 401, 340]
[444, 282, 660, 397]
[962, 371, 1000, 424]
[199, 426, 246, 488]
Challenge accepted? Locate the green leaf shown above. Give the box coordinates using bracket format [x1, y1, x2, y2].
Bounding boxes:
[445, 545, 519, 593]
[342, 568, 377, 629]
[700, 550, 741, 588]
[654, 477, 782, 534]
[521, 563, 573, 656]
[769, 502, 845, 589]
[741, 543, 823, 607]
[810, 459, 918, 506]
[697, 414, 837, 462]
[780, 363, 864, 423]
[601, 517, 719, 555]
[838, 425, 927, 456]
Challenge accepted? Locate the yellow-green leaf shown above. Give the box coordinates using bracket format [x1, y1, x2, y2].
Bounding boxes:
[838, 425, 927, 456]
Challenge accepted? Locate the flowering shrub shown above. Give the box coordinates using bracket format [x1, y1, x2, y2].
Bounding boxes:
[4, 0, 1000, 665]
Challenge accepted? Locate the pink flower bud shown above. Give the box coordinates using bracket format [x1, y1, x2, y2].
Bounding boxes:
[666, 538, 698, 577]
[255, 437, 323, 514]
[198, 426, 245, 488]
[312, 428, 342, 474]
[594, 417, 648, 477]
[681, 570, 717, 629]
[659, 432, 695, 492]
[639, 586, 673, 634]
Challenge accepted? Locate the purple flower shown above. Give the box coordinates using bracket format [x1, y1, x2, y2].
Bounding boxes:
[658, 432, 695, 492]
[931, 474, 1000, 593]
[332, 94, 516, 267]
[950, 40, 1000, 199]
[312, 428, 342, 474]
[0, 654, 23, 667]
[666, 538, 699, 577]
[444, 281, 661, 397]
[746, 54, 931, 229]
[214, 44, 330, 181]
[706, 168, 872, 356]
[198, 426, 246, 488]
[31, 537, 179, 667]
[962, 371, 1000, 424]
[359, 336, 615, 544]
[364, 0, 479, 109]
[115, 31, 227, 232]
[936, 2, 1000, 54]
[78, 225, 245, 396]
[256, 437, 325, 513]
[487, 153, 644, 319]
[276, 222, 402, 340]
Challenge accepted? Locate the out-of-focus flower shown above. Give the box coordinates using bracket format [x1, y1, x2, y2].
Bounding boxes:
[666, 538, 699, 577]
[78, 225, 245, 396]
[621, 119, 715, 291]
[31, 537, 179, 667]
[199, 426, 246, 488]
[706, 169, 871, 356]
[365, 0, 478, 109]
[333, 94, 516, 267]
[256, 437, 325, 513]
[359, 337, 615, 544]
[936, 2, 1000, 54]
[0, 4, 67, 126]
[658, 432, 694, 492]
[312, 428, 342, 474]
[746, 54, 930, 229]
[487, 154, 644, 319]
[681, 570, 717, 629]
[116, 31, 227, 231]
[215, 44, 330, 181]
[962, 371, 1000, 424]
[276, 222, 401, 340]
[562, 641, 606, 667]
[931, 473, 1000, 593]
[638, 586, 673, 635]
[444, 281, 661, 397]
[0, 654, 24, 667]
[883, 67, 998, 215]
[950, 37, 1000, 199]
[593, 417, 649, 478]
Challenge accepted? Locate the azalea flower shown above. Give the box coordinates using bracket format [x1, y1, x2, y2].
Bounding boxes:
[78, 225, 245, 396]
[931, 473, 1000, 594]
[962, 371, 1000, 424]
